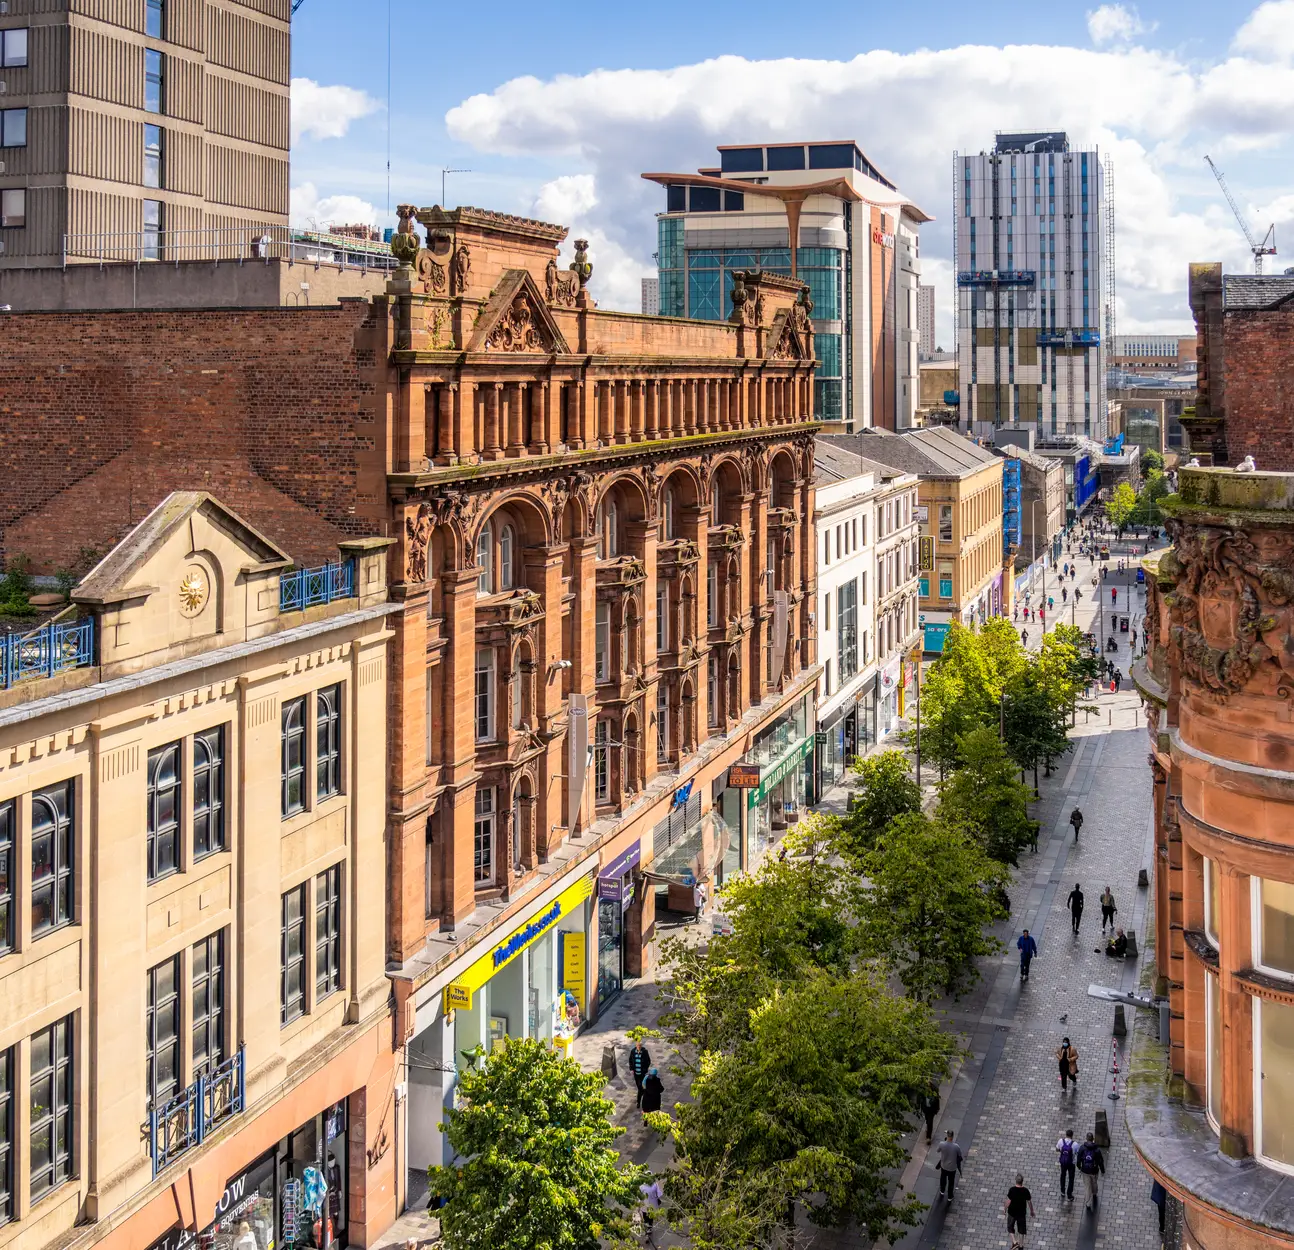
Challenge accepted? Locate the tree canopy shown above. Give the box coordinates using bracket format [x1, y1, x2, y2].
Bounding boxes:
[936, 726, 1038, 865]
[1104, 481, 1138, 532]
[839, 749, 921, 856]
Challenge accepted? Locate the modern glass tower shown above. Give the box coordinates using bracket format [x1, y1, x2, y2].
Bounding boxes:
[645, 141, 930, 431]
[956, 132, 1111, 439]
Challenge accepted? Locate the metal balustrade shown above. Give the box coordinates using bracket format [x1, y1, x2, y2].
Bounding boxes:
[149, 1046, 245, 1177]
[1, 617, 94, 690]
[279, 559, 355, 613]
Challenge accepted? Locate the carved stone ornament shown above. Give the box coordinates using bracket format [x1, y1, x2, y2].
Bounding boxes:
[391, 204, 420, 267]
[771, 322, 800, 360]
[405, 503, 432, 584]
[485, 294, 545, 352]
[450, 244, 472, 296]
[417, 250, 447, 295]
[1162, 516, 1294, 701]
[178, 566, 208, 616]
[541, 477, 572, 540]
[754, 291, 766, 326]
[424, 304, 450, 349]
[569, 239, 593, 290]
[545, 257, 578, 308]
[728, 271, 752, 326]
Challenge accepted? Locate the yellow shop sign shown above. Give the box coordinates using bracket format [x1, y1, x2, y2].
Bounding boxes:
[442, 876, 592, 1014]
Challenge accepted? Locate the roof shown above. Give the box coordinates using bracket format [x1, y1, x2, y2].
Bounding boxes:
[996, 445, 1062, 475]
[823, 427, 1000, 479]
[814, 442, 873, 485]
[1223, 274, 1294, 311]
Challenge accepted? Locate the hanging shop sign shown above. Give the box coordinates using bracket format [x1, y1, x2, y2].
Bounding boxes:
[727, 761, 762, 788]
[443, 875, 593, 1013]
[672, 779, 693, 810]
[747, 735, 813, 809]
[919, 537, 935, 571]
[597, 842, 641, 909]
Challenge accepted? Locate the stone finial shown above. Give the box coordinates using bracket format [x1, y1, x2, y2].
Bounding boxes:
[569, 239, 593, 290]
[728, 270, 751, 325]
[391, 204, 420, 267]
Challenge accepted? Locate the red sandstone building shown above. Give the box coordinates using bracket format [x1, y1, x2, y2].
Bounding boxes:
[0, 204, 823, 1226]
[1133, 466, 1294, 1249]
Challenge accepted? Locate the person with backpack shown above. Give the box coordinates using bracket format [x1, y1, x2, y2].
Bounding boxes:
[1056, 1036, 1079, 1090]
[1077, 1133, 1105, 1209]
[1069, 807, 1084, 841]
[1055, 1129, 1077, 1201]
[1017, 929, 1038, 981]
[1004, 1174, 1035, 1249]
[933, 1129, 964, 1203]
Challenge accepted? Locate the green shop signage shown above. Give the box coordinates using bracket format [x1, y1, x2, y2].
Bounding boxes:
[747, 735, 814, 810]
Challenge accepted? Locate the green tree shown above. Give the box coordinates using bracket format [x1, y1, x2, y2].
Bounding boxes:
[1132, 468, 1171, 527]
[936, 726, 1037, 865]
[1104, 481, 1137, 533]
[656, 970, 956, 1243]
[1142, 448, 1165, 473]
[857, 813, 1008, 1002]
[429, 1038, 646, 1250]
[840, 749, 921, 856]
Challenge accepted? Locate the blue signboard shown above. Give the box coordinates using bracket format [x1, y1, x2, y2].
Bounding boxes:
[923, 622, 951, 653]
[672, 780, 693, 810]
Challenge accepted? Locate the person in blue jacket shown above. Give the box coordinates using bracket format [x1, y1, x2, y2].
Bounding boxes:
[1017, 929, 1038, 980]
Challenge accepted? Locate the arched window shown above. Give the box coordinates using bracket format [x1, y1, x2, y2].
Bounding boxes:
[662, 486, 676, 541]
[606, 500, 618, 557]
[711, 480, 721, 525]
[499, 524, 515, 591]
[476, 527, 492, 595]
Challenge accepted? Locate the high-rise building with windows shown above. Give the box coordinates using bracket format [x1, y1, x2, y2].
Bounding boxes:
[917, 283, 935, 357]
[644, 140, 930, 431]
[0, 0, 290, 271]
[955, 132, 1111, 439]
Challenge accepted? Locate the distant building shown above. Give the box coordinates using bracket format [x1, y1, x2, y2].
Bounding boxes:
[957, 132, 1110, 440]
[1112, 333, 1196, 370]
[644, 139, 931, 430]
[993, 443, 1065, 570]
[917, 283, 936, 357]
[641, 276, 660, 316]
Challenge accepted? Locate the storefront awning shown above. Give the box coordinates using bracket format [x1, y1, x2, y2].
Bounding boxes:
[748, 735, 813, 809]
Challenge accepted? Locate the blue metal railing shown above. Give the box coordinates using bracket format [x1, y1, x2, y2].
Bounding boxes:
[957, 269, 1035, 287]
[1, 616, 95, 690]
[149, 1046, 245, 1177]
[1038, 329, 1101, 347]
[279, 559, 355, 613]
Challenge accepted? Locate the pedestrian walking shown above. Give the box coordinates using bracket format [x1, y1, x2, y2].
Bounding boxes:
[1112, 586, 1118, 604]
[640, 1067, 664, 1118]
[1056, 1129, 1077, 1201]
[934, 1130, 964, 1203]
[1100, 886, 1117, 933]
[1078, 1133, 1105, 1209]
[1063, 586, 1068, 603]
[1069, 806, 1084, 840]
[1150, 1180, 1167, 1233]
[1067, 882, 1085, 934]
[1017, 929, 1038, 981]
[1114, 669, 1123, 692]
[628, 1037, 653, 1108]
[692, 880, 707, 924]
[638, 1178, 665, 1246]
[1004, 1174, 1035, 1249]
[1056, 1037, 1079, 1091]
[1021, 628, 1029, 647]
[915, 1083, 941, 1143]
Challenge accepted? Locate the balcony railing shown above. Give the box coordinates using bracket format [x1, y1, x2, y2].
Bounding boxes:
[149, 1046, 245, 1177]
[1, 617, 95, 690]
[279, 559, 355, 613]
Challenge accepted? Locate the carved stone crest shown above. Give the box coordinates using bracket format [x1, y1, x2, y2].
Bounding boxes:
[417, 251, 447, 295]
[545, 257, 578, 308]
[485, 294, 545, 353]
[450, 244, 472, 296]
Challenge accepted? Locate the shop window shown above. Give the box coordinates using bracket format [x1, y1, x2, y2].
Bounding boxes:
[476, 527, 493, 594]
[193, 726, 225, 859]
[595, 602, 611, 682]
[1257, 877, 1294, 977]
[0, 800, 12, 955]
[29, 1015, 74, 1200]
[315, 865, 342, 1001]
[0, 1045, 10, 1225]
[146, 954, 181, 1110]
[499, 524, 515, 590]
[474, 788, 495, 885]
[474, 648, 495, 741]
[316, 684, 342, 800]
[1257, 997, 1294, 1170]
[1204, 856, 1220, 947]
[146, 741, 181, 882]
[31, 780, 74, 935]
[1206, 973, 1222, 1132]
[593, 720, 610, 801]
[281, 697, 306, 817]
[920, 575, 930, 597]
[280, 884, 307, 1026]
[191, 930, 225, 1079]
[657, 684, 670, 762]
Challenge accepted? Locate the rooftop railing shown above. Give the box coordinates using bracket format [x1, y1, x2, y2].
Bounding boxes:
[1, 616, 94, 690]
[279, 559, 355, 613]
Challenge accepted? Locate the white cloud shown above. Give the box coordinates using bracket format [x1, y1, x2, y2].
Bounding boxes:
[1233, 0, 1294, 61]
[441, 15, 1291, 324]
[290, 182, 380, 232]
[291, 78, 381, 145]
[1087, 4, 1155, 46]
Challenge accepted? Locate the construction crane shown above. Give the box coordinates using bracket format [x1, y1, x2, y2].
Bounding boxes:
[1205, 154, 1276, 274]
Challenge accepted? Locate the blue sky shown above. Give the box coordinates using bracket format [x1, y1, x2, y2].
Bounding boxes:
[289, 1, 1294, 343]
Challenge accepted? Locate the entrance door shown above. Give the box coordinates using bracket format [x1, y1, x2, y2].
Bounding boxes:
[596, 897, 623, 1007]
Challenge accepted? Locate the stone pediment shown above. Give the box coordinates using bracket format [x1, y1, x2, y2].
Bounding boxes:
[767, 306, 810, 361]
[468, 270, 571, 355]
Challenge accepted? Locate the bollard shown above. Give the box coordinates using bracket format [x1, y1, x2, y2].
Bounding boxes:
[1138, 868, 1149, 888]
[1126, 929, 1139, 960]
[1113, 1004, 1127, 1037]
[1094, 1109, 1111, 1147]
[1159, 1001, 1172, 1044]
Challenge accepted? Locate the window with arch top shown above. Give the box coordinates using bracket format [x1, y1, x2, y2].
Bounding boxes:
[476, 527, 493, 595]
[500, 524, 515, 590]
[597, 498, 619, 559]
[661, 486, 676, 541]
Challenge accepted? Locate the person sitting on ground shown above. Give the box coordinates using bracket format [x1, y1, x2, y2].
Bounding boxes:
[1104, 928, 1128, 958]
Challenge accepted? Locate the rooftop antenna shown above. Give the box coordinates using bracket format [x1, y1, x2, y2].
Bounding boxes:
[385, 0, 391, 219]
[441, 168, 471, 208]
[1205, 155, 1276, 274]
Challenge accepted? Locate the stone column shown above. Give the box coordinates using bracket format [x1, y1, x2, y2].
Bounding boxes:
[507, 382, 526, 456]
[582, 375, 598, 448]
[685, 380, 698, 436]
[434, 384, 457, 465]
[454, 380, 477, 463]
[645, 380, 660, 440]
[615, 380, 630, 445]
[631, 381, 646, 441]
[532, 381, 551, 455]
[483, 383, 504, 460]
[1219, 863, 1255, 1157]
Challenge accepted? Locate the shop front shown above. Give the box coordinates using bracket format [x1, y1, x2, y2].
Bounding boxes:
[875, 658, 903, 743]
[920, 612, 952, 654]
[815, 699, 859, 794]
[596, 841, 640, 1009]
[405, 871, 594, 1173]
[648, 781, 737, 915]
[746, 694, 814, 865]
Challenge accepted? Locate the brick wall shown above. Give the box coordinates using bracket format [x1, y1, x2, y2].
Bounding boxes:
[0, 302, 383, 571]
[1223, 306, 1294, 471]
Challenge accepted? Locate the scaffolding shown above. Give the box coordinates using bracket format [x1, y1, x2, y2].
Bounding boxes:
[1103, 153, 1116, 442]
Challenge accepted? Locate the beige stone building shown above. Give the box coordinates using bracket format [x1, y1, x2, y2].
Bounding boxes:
[0, 0, 290, 269]
[0, 493, 399, 1250]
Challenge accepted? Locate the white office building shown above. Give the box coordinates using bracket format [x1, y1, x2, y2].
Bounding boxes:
[918, 283, 936, 358]
[641, 276, 660, 316]
[956, 132, 1111, 440]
